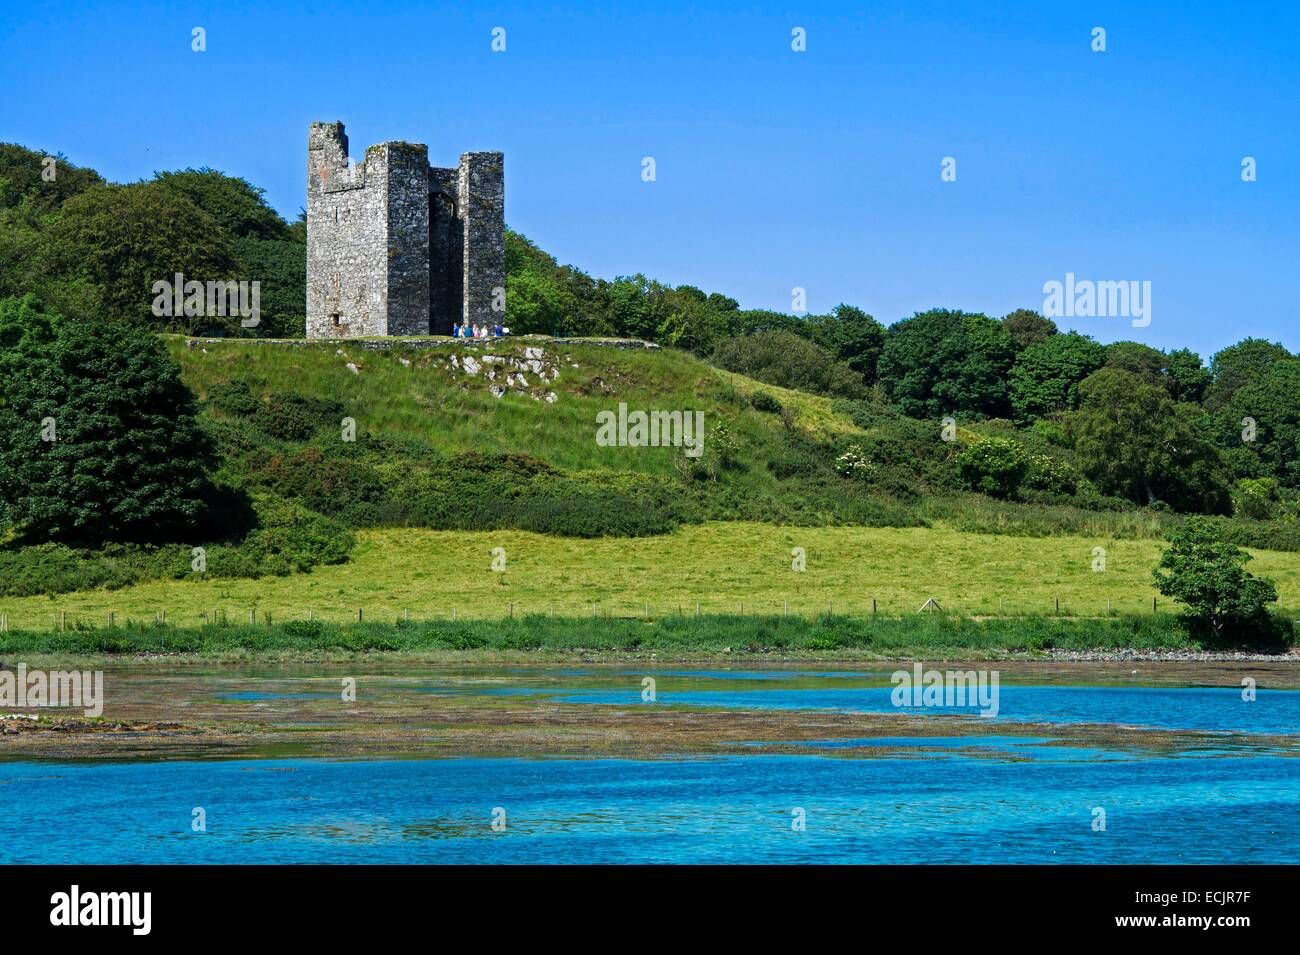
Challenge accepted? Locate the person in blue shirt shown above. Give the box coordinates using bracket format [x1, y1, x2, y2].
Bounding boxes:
[452, 323, 461, 337]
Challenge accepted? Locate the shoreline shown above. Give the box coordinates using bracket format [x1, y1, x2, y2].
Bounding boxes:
[2, 658, 1296, 763]
[0, 618, 1295, 668]
[3, 646, 1299, 668]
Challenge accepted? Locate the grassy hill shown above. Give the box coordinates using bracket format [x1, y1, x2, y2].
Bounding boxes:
[170, 335, 860, 479]
[1, 333, 1298, 640]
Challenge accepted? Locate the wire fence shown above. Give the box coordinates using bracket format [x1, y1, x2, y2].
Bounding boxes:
[0, 595, 1184, 632]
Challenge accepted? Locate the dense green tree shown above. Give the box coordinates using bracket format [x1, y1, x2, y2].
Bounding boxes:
[805, 304, 886, 382]
[1008, 332, 1106, 422]
[0, 294, 60, 383]
[1164, 347, 1211, 404]
[607, 275, 663, 341]
[711, 330, 865, 398]
[1001, 309, 1057, 349]
[506, 268, 584, 336]
[0, 143, 105, 214]
[1152, 517, 1277, 635]
[1067, 369, 1232, 513]
[152, 168, 290, 240]
[1103, 341, 1209, 403]
[0, 306, 215, 543]
[1103, 341, 1167, 383]
[1215, 358, 1300, 486]
[876, 309, 1017, 419]
[36, 182, 240, 328]
[1205, 338, 1293, 412]
[232, 234, 306, 337]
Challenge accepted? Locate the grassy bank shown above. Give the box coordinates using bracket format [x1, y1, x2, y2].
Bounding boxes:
[4, 522, 1300, 633]
[0, 612, 1285, 663]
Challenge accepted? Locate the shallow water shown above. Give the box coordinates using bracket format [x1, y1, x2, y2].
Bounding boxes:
[2, 665, 1297, 864]
[427, 670, 1300, 734]
[2, 751, 1297, 863]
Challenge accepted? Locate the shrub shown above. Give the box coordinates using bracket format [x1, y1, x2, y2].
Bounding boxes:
[1022, 453, 1079, 496]
[956, 438, 1029, 499]
[281, 619, 326, 641]
[1234, 478, 1278, 521]
[834, 445, 878, 480]
[749, 390, 783, 413]
[711, 330, 866, 398]
[206, 379, 261, 417]
[256, 392, 345, 441]
[0, 313, 216, 544]
[206, 380, 344, 441]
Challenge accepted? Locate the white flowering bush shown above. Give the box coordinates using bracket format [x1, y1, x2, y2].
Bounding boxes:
[835, 444, 878, 480]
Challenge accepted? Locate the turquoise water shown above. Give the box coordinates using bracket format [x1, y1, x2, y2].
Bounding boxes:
[2, 669, 1297, 864]
[449, 674, 1300, 735]
[1, 749, 1297, 863]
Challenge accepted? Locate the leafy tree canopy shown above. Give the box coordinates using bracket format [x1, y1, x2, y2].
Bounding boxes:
[711, 329, 866, 398]
[876, 309, 1016, 419]
[1008, 331, 1107, 423]
[1205, 337, 1293, 412]
[1215, 358, 1300, 487]
[1152, 517, 1277, 634]
[152, 168, 290, 240]
[802, 304, 886, 382]
[1001, 308, 1057, 349]
[0, 300, 216, 543]
[37, 182, 240, 328]
[0, 143, 105, 214]
[1067, 368, 1231, 514]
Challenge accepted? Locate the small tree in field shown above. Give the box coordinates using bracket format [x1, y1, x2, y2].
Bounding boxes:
[1152, 517, 1277, 635]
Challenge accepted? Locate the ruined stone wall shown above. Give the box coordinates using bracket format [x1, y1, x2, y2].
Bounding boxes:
[306, 122, 388, 338]
[383, 143, 432, 336]
[307, 123, 504, 339]
[428, 166, 462, 335]
[458, 152, 505, 326]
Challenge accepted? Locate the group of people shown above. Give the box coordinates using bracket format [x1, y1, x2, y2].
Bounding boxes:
[452, 323, 509, 338]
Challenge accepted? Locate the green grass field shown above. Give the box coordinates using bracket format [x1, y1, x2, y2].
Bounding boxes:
[168, 335, 858, 482]
[4, 521, 1299, 632]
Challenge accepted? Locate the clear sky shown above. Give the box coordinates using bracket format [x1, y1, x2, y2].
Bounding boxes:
[2, 1, 1297, 358]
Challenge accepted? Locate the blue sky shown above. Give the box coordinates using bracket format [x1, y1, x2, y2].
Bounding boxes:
[2, 1, 1297, 358]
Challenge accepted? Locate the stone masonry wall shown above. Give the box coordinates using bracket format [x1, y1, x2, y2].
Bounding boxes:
[384, 143, 432, 336]
[306, 122, 388, 338]
[428, 166, 462, 335]
[307, 123, 503, 339]
[458, 152, 505, 327]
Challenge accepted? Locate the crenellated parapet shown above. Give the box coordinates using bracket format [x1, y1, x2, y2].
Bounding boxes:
[306, 122, 504, 338]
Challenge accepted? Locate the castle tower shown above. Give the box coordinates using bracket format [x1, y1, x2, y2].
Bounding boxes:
[306, 121, 504, 338]
[458, 152, 506, 330]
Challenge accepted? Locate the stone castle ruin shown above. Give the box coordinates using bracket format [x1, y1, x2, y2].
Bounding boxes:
[306, 121, 503, 338]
